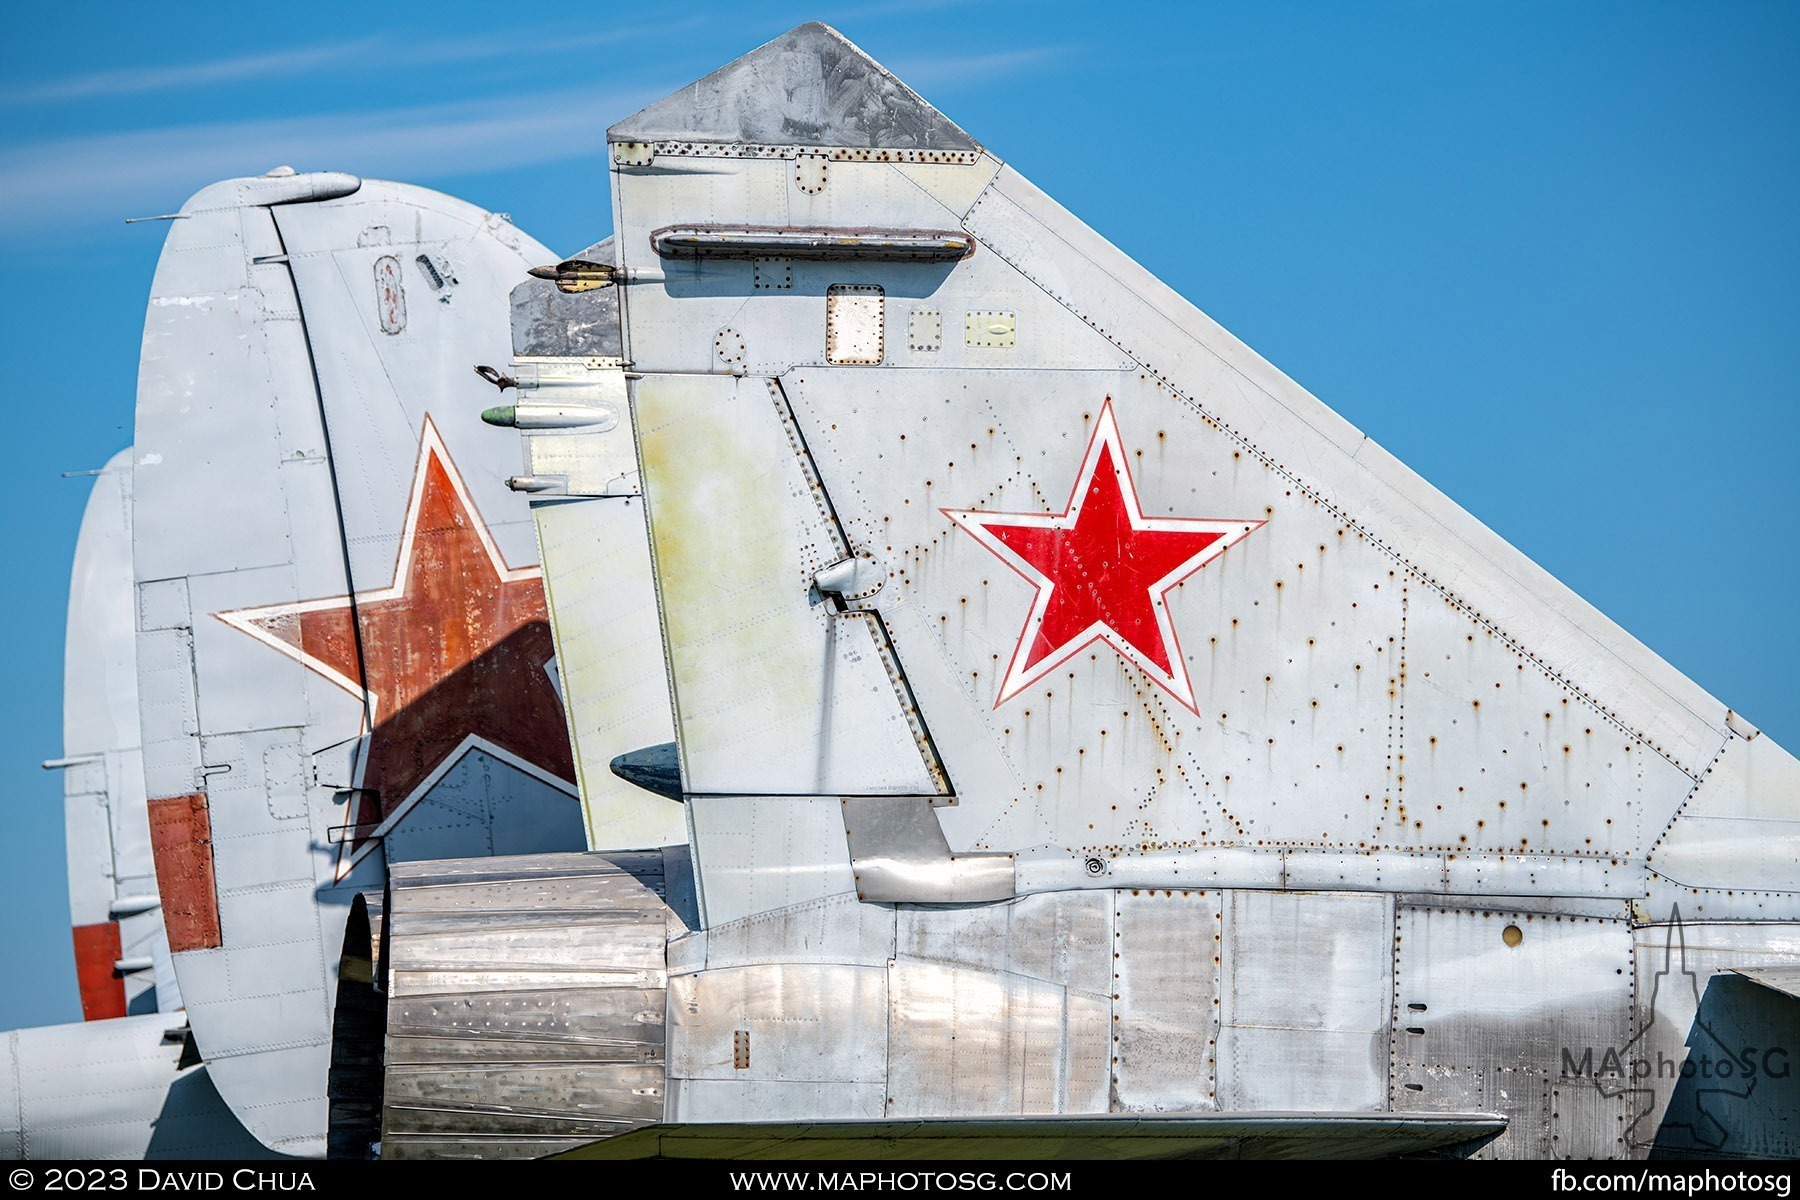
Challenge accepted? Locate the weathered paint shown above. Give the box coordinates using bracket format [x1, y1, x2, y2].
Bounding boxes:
[70, 922, 125, 1021]
[217, 419, 574, 863]
[146, 793, 221, 953]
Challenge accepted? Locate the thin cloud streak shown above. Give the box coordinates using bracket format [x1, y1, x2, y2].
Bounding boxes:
[2, 38, 384, 105]
[0, 84, 659, 239]
[1, 18, 698, 107]
[886, 45, 1069, 90]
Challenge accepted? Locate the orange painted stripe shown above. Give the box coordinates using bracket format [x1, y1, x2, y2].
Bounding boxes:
[148, 792, 223, 952]
[71, 921, 126, 1020]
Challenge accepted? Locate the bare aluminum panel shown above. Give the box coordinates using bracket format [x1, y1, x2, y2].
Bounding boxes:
[782, 366, 1402, 872]
[965, 164, 1727, 778]
[894, 889, 1112, 996]
[1626, 919, 1800, 1159]
[1649, 731, 1800, 913]
[886, 961, 1111, 1117]
[1217, 890, 1391, 1112]
[668, 964, 887, 1085]
[825, 284, 884, 364]
[686, 796, 856, 927]
[1, 1015, 274, 1161]
[701, 893, 895, 972]
[1394, 902, 1632, 1159]
[1112, 890, 1220, 1112]
[666, 1080, 886, 1123]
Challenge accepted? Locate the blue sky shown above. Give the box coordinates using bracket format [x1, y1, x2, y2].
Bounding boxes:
[0, 1, 1795, 1030]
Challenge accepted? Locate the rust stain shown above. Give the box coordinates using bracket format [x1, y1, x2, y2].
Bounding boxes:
[148, 792, 223, 953]
[71, 921, 125, 1020]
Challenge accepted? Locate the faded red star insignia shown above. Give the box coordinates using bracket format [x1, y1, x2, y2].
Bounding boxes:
[218, 417, 574, 871]
[943, 399, 1265, 714]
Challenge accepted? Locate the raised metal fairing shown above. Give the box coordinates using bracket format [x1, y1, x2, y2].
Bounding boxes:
[841, 796, 1013, 903]
[611, 743, 683, 802]
[651, 226, 974, 262]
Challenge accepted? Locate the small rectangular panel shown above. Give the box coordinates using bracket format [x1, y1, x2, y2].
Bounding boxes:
[137, 578, 191, 632]
[906, 306, 941, 351]
[1217, 890, 1391, 1112]
[753, 259, 792, 290]
[147, 793, 222, 953]
[825, 284, 884, 365]
[963, 309, 1016, 348]
[1113, 890, 1220, 1112]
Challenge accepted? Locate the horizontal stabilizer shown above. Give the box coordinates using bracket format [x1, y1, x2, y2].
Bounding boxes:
[558, 1112, 1506, 1161]
[1731, 967, 1800, 1000]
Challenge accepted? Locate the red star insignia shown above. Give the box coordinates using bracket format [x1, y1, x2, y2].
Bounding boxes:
[943, 399, 1264, 714]
[218, 417, 575, 875]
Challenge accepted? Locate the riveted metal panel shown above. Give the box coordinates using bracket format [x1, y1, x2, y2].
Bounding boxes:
[686, 797, 857, 927]
[666, 1079, 886, 1123]
[825, 284, 884, 365]
[886, 961, 1110, 1117]
[964, 164, 1727, 778]
[1217, 890, 1391, 1112]
[702, 893, 896, 972]
[1111, 889, 1220, 1112]
[668, 963, 888, 1084]
[894, 889, 1111, 995]
[1393, 903, 1632, 1159]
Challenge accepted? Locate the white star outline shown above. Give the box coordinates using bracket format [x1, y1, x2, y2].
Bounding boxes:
[942, 399, 1265, 715]
[214, 416, 570, 880]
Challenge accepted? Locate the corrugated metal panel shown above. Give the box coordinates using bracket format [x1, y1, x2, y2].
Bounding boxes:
[379, 851, 688, 1160]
